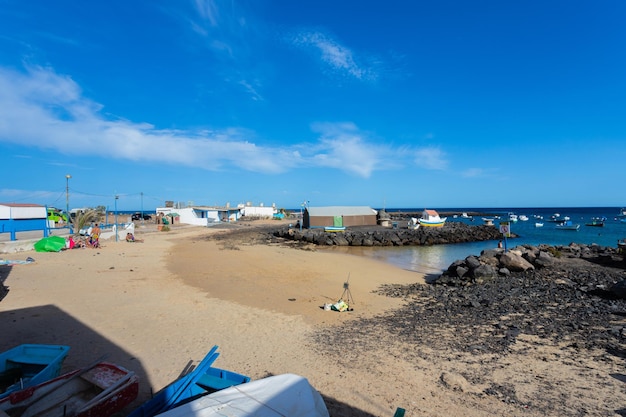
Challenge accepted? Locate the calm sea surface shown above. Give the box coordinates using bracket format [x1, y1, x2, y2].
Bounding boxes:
[329, 207, 626, 276]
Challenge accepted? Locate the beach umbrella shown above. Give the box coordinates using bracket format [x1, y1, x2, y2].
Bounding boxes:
[34, 236, 67, 252]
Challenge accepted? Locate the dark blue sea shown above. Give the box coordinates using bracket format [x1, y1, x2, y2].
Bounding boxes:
[336, 207, 626, 275]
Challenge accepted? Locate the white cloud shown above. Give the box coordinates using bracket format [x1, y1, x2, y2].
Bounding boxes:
[0, 66, 439, 178]
[414, 147, 448, 170]
[291, 31, 377, 81]
[461, 167, 501, 179]
[193, 0, 219, 27]
[307, 122, 385, 178]
[462, 168, 485, 178]
[238, 79, 264, 101]
[0, 66, 291, 174]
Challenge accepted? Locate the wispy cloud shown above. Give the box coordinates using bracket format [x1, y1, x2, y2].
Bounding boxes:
[461, 167, 501, 179]
[238, 79, 264, 101]
[193, 0, 219, 27]
[0, 66, 443, 178]
[307, 122, 390, 177]
[0, 66, 289, 173]
[414, 147, 448, 170]
[290, 31, 377, 81]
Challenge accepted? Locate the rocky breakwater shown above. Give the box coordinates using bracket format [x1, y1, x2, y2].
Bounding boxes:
[273, 222, 506, 246]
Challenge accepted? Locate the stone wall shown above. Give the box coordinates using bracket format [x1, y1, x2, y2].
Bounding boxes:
[273, 222, 506, 247]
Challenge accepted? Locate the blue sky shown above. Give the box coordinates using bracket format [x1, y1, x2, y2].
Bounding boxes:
[1, 1, 625, 211]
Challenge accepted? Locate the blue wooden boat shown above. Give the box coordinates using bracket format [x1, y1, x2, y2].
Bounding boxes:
[0, 344, 70, 399]
[555, 220, 580, 231]
[324, 226, 346, 232]
[128, 346, 250, 417]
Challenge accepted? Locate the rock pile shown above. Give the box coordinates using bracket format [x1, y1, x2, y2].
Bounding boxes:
[273, 222, 506, 246]
[361, 242, 626, 355]
[435, 242, 625, 288]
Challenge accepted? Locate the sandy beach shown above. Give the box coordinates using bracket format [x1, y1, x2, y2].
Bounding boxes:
[1, 220, 625, 416]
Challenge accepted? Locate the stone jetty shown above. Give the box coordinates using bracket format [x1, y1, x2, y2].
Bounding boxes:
[273, 222, 507, 247]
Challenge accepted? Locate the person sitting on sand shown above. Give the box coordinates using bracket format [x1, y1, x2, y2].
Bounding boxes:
[65, 236, 76, 250]
[126, 232, 143, 243]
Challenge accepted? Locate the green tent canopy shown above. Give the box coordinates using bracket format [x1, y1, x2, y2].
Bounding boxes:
[34, 236, 67, 252]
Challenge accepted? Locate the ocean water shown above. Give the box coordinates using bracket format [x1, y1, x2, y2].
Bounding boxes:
[333, 207, 626, 276]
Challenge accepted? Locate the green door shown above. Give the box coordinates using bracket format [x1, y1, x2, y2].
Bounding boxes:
[333, 216, 343, 227]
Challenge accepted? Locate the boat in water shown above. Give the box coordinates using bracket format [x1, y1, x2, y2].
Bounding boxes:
[555, 220, 580, 231]
[585, 217, 606, 227]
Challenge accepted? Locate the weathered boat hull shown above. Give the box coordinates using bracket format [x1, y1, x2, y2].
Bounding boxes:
[0, 362, 138, 417]
[128, 346, 250, 417]
[154, 373, 329, 417]
[0, 344, 70, 399]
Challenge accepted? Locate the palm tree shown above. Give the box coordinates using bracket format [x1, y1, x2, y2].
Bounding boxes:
[70, 209, 99, 237]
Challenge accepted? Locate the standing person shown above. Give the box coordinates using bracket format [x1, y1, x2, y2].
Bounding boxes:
[89, 223, 101, 248]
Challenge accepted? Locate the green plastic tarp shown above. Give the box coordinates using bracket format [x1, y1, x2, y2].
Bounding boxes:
[34, 236, 67, 252]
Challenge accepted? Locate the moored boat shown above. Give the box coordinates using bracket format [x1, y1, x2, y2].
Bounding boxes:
[555, 220, 580, 231]
[0, 344, 70, 399]
[418, 209, 446, 227]
[0, 362, 138, 417]
[535, 222, 544, 227]
[585, 217, 606, 227]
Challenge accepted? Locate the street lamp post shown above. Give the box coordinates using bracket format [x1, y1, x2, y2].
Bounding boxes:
[114, 195, 119, 242]
[65, 174, 71, 232]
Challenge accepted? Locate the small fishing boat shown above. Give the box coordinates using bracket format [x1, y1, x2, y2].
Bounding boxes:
[0, 344, 70, 399]
[0, 362, 139, 417]
[482, 218, 494, 226]
[555, 220, 580, 231]
[407, 218, 420, 230]
[128, 346, 250, 417]
[585, 217, 606, 227]
[418, 209, 446, 227]
[153, 373, 329, 417]
[323, 226, 346, 232]
[535, 222, 544, 227]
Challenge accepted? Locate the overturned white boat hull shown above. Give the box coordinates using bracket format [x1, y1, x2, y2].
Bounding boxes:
[155, 373, 329, 417]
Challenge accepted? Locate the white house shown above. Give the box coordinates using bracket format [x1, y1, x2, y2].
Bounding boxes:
[155, 206, 242, 226]
[239, 203, 277, 219]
